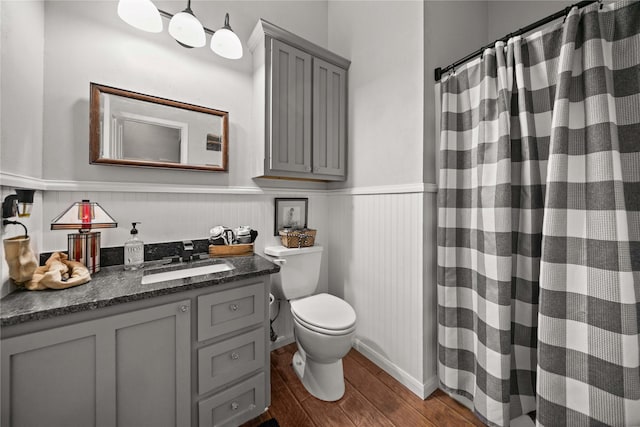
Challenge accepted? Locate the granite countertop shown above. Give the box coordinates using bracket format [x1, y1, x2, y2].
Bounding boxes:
[0, 254, 280, 327]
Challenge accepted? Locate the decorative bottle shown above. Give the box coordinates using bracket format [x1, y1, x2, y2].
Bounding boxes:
[124, 222, 144, 270]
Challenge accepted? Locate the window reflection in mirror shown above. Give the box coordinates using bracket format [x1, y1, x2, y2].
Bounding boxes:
[90, 83, 228, 171]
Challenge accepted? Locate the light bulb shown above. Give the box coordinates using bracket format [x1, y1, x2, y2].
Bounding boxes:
[117, 0, 162, 33]
[211, 14, 243, 59]
[169, 9, 206, 48]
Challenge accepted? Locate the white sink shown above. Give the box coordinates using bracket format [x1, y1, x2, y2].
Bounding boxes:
[141, 263, 234, 285]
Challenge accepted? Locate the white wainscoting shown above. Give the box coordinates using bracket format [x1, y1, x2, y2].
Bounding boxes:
[41, 190, 331, 347]
[328, 190, 438, 398]
[3, 178, 440, 398]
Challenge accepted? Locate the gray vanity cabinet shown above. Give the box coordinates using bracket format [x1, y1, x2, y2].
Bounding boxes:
[250, 19, 350, 182]
[1, 275, 272, 427]
[0, 299, 191, 427]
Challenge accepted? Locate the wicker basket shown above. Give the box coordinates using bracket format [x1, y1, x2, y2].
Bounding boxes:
[279, 228, 317, 248]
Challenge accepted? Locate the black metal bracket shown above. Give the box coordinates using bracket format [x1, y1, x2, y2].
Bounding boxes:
[2, 194, 17, 218]
[434, 67, 442, 82]
[3, 220, 28, 238]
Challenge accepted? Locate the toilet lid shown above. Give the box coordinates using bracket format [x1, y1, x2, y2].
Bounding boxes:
[290, 293, 356, 331]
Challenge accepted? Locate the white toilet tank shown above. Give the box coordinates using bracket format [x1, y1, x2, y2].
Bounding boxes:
[264, 245, 323, 300]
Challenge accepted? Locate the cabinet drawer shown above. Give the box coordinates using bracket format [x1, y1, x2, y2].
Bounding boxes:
[198, 328, 265, 395]
[198, 282, 265, 342]
[198, 372, 266, 427]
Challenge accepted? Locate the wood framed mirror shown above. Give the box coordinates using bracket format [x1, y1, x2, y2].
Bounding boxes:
[90, 83, 229, 172]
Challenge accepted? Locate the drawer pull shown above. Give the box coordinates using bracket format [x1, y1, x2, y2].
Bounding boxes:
[231, 402, 240, 410]
[231, 352, 240, 360]
[179, 304, 189, 313]
[229, 303, 239, 311]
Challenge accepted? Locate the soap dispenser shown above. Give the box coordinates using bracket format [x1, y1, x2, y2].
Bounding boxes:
[124, 222, 144, 271]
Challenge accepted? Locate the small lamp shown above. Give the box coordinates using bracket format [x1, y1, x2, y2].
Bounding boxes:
[51, 200, 117, 273]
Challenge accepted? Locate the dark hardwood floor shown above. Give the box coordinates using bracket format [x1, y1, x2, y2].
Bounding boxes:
[241, 343, 485, 427]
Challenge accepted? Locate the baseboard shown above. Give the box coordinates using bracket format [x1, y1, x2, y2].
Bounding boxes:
[353, 338, 438, 399]
[270, 334, 295, 351]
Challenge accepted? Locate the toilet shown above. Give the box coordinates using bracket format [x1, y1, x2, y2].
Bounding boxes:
[264, 245, 356, 401]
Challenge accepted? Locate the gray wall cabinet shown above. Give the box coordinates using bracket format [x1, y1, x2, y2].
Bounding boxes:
[249, 19, 350, 182]
[1, 277, 271, 427]
[313, 58, 347, 177]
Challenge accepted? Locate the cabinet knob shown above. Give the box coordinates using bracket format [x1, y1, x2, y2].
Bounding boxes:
[231, 352, 240, 360]
[231, 402, 240, 410]
[306, 166, 312, 172]
[229, 303, 239, 311]
[179, 305, 189, 313]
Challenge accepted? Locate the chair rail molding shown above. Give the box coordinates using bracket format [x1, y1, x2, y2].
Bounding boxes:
[1, 172, 437, 196]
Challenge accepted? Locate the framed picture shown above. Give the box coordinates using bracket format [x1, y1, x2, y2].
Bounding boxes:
[274, 198, 308, 235]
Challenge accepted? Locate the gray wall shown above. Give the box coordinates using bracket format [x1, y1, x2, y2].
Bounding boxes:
[39, 0, 329, 187]
[487, 1, 574, 42]
[328, 0, 425, 189]
[1, 1, 45, 179]
[424, 1, 489, 184]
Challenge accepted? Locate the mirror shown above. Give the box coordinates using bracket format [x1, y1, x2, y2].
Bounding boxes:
[90, 83, 228, 171]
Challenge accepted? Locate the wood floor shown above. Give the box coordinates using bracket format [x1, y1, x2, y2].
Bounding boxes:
[241, 343, 485, 427]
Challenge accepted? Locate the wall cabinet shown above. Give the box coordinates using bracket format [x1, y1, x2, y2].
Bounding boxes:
[1, 277, 270, 427]
[250, 19, 350, 182]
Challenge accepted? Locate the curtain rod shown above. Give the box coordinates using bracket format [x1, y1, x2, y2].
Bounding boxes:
[434, 0, 598, 81]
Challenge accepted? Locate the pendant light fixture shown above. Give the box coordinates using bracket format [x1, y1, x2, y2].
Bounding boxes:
[168, 0, 205, 48]
[117, 0, 163, 33]
[117, 0, 243, 59]
[210, 14, 243, 60]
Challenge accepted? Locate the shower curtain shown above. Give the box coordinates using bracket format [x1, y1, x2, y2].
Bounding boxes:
[436, 2, 640, 426]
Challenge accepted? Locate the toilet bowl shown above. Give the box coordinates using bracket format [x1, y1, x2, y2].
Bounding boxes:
[264, 245, 357, 401]
[290, 293, 356, 401]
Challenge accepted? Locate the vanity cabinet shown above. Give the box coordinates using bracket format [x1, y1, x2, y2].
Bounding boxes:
[1, 299, 191, 427]
[1, 276, 271, 427]
[196, 281, 267, 427]
[250, 19, 350, 182]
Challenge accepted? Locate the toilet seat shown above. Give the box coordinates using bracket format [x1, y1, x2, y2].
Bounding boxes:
[291, 293, 356, 336]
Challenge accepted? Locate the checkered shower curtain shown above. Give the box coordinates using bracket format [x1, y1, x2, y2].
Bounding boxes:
[437, 2, 640, 426]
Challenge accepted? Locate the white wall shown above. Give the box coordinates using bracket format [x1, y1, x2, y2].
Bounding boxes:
[328, 190, 432, 395]
[327, 0, 424, 189]
[1, 0, 45, 179]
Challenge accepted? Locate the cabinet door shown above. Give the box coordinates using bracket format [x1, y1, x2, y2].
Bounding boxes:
[1, 300, 191, 427]
[313, 58, 347, 177]
[112, 301, 191, 427]
[270, 38, 312, 174]
[1, 329, 98, 427]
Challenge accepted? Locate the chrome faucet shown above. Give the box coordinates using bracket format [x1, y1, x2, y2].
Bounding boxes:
[182, 240, 194, 262]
